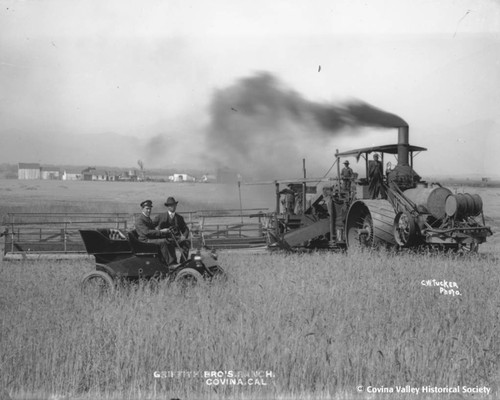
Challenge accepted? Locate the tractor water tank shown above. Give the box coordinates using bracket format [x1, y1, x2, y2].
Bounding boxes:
[445, 193, 483, 218]
[403, 187, 452, 220]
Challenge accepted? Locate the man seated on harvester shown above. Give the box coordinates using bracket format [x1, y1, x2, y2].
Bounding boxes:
[135, 200, 173, 265]
[153, 197, 190, 264]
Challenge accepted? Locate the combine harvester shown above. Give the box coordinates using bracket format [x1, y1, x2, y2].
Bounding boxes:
[265, 126, 492, 252]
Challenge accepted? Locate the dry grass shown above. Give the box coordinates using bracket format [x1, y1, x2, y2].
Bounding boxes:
[1, 249, 499, 399]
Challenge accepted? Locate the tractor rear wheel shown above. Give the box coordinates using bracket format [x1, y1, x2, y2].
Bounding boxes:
[345, 199, 396, 249]
[81, 271, 115, 295]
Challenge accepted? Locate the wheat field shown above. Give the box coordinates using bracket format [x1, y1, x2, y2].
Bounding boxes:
[0, 180, 499, 399]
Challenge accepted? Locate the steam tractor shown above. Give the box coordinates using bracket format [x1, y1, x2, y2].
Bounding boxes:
[268, 126, 492, 252]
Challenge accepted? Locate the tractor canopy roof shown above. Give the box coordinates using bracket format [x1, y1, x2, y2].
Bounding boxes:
[336, 144, 427, 158]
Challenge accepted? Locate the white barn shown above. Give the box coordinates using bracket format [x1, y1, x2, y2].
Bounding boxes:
[18, 163, 41, 180]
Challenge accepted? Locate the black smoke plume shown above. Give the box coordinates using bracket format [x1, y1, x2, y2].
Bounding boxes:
[206, 72, 407, 180]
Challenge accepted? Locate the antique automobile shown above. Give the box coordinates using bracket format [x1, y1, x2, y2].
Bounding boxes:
[79, 227, 225, 293]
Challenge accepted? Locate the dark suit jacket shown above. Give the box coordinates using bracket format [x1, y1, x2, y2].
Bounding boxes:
[368, 160, 383, 182]
[135, 213, 164, 241]
[153, 212, 189, 237]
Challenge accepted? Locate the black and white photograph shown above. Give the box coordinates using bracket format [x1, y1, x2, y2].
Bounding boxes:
[1, 0, 499, 399]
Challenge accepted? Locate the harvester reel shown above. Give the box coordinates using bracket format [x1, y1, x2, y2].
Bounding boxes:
[393, 211, 418, 247]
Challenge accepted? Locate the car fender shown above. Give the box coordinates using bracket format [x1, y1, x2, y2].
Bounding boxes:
[95, 263, 118, 280]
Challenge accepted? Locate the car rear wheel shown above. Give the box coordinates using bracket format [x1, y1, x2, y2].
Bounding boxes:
[81, 271, 115, 295]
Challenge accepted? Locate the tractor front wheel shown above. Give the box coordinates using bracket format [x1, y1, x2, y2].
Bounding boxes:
[393, 211, 418, 247]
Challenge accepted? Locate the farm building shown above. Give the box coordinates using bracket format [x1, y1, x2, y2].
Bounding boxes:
[93, 170, 109, 181]
[83, 169, 108, 181]
[117, 170, 138, 181]
[82, 168, 95, 181]
[62, 169, 82, 181]
[170, 173, 196, 182]
[41, 167, 61, 180]
[107, 172, 120, 181]
[18, 163, 41, 180]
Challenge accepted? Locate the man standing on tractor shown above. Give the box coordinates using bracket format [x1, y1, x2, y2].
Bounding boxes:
[135, 200, 171, 263]
[341, 160, 354, 192]
[279, 185, 296, 215]
[153, 197, 190, 264]
[368, 153, 386, 199]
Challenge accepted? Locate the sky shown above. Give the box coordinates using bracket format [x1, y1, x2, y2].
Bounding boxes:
[1, 0, 499, 179]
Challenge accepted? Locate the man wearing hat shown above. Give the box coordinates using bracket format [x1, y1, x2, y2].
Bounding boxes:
[340, 160, 354, 192]
[135, 200, 171, 263]
[153, 197, 190, 264]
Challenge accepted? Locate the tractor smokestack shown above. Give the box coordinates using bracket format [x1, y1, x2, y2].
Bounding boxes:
[388, 125, 421, 190]
[398, 126, 410, 166]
